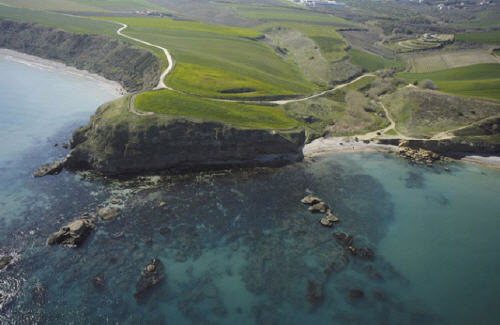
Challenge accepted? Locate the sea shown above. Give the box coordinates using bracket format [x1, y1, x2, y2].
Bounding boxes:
[1, 53, 500, 325]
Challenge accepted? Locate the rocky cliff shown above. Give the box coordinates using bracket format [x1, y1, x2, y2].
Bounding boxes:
[64, 97, 305, 175]
[0, 19, 161, 92]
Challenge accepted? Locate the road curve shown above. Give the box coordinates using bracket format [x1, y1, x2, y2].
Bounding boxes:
[115, 22, 173, 90]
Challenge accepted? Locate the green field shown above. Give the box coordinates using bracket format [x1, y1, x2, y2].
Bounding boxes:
[456, 31, 500, 45]
[235, 6, 356, 26]
[134, 90, 300, 130]
[0, 5, 117, 34]
[348, 49, 404, 72]
[398, 63, 500, 101]
[97, 17, 318, 98]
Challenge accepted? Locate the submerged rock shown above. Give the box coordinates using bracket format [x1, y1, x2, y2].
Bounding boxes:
[347, 289, 364, 302]
[333, 232, 353, 247]
[356, 247, 374, 259]
[135, 258, 164, 299]
[33, 160, 63, 177]
[46, 219, 95, 247]
[93, 275, 105, 290]
[0, 255, 13, 270]
[306, 280, 323, 309]
[308, 202, 329, 213]
[97, 206, 120, 221]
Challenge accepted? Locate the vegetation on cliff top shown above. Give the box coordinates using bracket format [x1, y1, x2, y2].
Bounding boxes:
[134, 90, 300, 130]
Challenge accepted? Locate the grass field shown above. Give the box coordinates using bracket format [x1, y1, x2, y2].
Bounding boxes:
[348, 49, 404, 72]
[407, 49, 500, 73]
[0, 5, 117, 34]
[456, 31, 500, 45]
[398, 63, 500, 101]
[98, 16, 318, 98]
[235, 5, 357, 26]
[1, 0, 160, 11]
[134, 90, 300, 130]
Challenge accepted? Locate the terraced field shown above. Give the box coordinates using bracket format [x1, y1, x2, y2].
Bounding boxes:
[134, 90, 300, 130]
[395, 34, 454, 53]
[407, 49, 500, 73]
[398, 63, 500, 101]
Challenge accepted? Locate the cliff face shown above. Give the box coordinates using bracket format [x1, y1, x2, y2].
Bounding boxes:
[64, 97, 305, 175]
[0, 19, 161, 92]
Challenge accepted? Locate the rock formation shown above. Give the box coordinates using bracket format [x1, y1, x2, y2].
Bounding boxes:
[46, 219, 95, 247]
[33, 161, 63, 177]
[135, 258, 164, 299]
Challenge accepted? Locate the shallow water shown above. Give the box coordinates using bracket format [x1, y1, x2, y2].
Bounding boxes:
[1, 55, 500, 325]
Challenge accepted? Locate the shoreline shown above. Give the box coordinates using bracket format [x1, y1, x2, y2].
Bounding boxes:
[303, 136, 500, 169]
[0, 48, 126, 97]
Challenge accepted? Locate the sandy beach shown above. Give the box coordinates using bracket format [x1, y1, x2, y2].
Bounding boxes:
[0, 48, 125, 96]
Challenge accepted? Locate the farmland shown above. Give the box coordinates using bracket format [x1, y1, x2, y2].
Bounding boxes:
[456, 31, 500, 45]
[348, 49, 404, 72]
[134, 89, 300, 130]
[406, 49, 500, 73]
[398, 63, 500, 101]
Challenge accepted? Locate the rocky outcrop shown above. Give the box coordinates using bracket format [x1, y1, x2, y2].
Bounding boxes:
[378, 136, 500, 156]
[0, 255, 13, 270]
[46, 219, 95, 247]
[135, 258, 164, 298]
[33, 160, 64, 177]
[398, 140, 441, 166]
[64, 98, 305, 175]
[0, 19, 161, 92]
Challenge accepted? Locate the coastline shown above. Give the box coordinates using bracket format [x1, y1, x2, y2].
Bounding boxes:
[0, 48, 126, 97]
[303, 136, 500, 169]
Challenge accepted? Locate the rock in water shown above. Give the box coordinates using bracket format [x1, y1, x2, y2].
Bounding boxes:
[97, 206, 120, 221]
[333, 232, 354, 247]
[0, 255, 13, 270]
[135, 258, 164, 299]
[319, 217, 333, 227]
[308, 202, 329, 213]
[347, 289, 364, 302]
[33, 160, 63, 177]
[326, 209, 339, 222]
[301, 196, 322, 205]
[46, 219, 95, 247]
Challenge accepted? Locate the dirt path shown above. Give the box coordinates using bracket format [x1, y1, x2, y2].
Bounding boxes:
[115, 22, 173, 90]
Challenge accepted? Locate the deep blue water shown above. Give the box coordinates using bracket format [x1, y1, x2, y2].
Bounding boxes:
[1, 54, 500, 325]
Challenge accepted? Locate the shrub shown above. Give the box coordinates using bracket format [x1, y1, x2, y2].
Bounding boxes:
[420, 79, 437, 90]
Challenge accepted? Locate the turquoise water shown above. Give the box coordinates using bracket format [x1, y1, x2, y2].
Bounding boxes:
[1, 55, 500, 324]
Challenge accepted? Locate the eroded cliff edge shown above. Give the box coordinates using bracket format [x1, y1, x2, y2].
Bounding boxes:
[64, 97, 305, 175]
[0, 18, 161, 92]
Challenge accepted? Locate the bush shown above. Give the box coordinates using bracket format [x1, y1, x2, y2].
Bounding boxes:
[420, 79, 437, 90]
